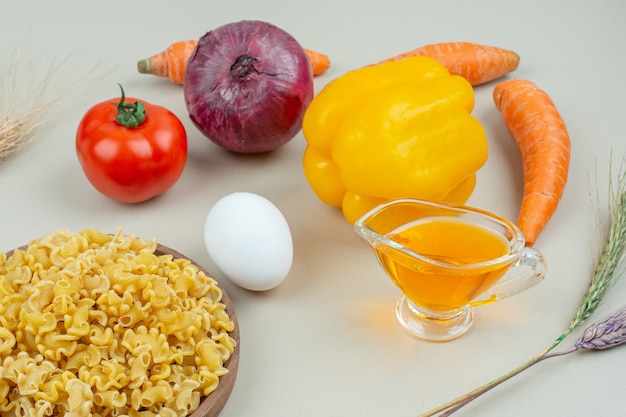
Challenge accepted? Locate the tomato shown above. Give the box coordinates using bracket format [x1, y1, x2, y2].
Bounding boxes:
[76, 87, 187, 203]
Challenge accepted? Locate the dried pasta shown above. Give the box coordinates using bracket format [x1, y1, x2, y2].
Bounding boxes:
[0, 228, 236, 417]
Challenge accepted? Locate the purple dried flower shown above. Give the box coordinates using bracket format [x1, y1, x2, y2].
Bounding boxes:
[418, 158, 626, 417]
[575, 304, 626, 351]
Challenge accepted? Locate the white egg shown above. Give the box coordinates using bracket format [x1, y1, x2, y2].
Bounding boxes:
[204, 192, 293, 291]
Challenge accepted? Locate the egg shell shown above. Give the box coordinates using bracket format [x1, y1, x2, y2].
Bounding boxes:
[204, 192, 293, 291]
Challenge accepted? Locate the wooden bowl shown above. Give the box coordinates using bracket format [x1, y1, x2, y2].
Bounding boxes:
[5, 242, 239, 417]
[157, 244, 240, 417]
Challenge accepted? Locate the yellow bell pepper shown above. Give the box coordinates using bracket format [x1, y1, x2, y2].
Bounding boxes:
[302, 56, 488, 224]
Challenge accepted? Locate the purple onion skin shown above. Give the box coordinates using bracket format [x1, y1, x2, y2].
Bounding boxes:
[184, 20, 314, 154]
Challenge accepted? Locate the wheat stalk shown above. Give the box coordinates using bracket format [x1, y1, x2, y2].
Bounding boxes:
[0, 45, 113, 160]
[418, 155, 626, 417]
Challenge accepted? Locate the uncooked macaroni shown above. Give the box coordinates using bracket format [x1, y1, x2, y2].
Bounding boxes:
[0, 228, 236, 416]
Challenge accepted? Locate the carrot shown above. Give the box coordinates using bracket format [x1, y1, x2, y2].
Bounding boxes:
[376, 42, 520, 86]
[137, 40, 197, 85]
[304, 48, 330, 77]
[137, 40, 331, 85]
[493, 79, 571, 246]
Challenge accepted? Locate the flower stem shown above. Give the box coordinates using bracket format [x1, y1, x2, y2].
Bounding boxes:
[418, 155, 626, 417]
[418, 341, 558, 417]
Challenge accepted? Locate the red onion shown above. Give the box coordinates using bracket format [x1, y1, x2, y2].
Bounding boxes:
[184, 20, 314, 153]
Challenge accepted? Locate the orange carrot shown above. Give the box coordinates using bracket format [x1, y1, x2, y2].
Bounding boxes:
[376, 42, 520, 86]
[304, 48, 330, 77]
[137, 40, 197, 85]
[138, 40, 330, 85]
[493, 79, 571, 246]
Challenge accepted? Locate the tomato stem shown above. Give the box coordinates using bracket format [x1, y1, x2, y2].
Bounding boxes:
[114, 84, 146, 128]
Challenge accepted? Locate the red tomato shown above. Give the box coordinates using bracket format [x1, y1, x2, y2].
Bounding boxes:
[76, 91, 187, 203]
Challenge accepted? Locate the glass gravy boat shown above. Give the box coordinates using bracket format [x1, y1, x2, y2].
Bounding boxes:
[354, 198, 547, 342]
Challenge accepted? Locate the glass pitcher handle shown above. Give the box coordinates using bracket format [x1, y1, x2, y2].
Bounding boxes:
[471, 247, 547, 306]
